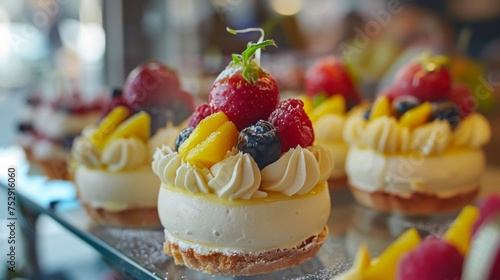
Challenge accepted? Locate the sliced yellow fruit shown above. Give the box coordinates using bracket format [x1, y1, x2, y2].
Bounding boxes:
[186, 121, 238, 168]
[353, 244, 371, 271]
[88, 106, 130, 150]
[310, 95, 346, 122]
[369, 96, 391, 121]
[102, 111, 150, 148]
[444, 205, 479, 255]
[363, 228, 421, 280]
[297, 95, 314, 115]
[399, 102, 432, 129]
[339, 245, 371, 280]
[178, 111, 229, 158]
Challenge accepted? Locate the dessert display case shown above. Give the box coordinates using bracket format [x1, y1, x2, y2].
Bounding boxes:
[1, 146, 499, 279]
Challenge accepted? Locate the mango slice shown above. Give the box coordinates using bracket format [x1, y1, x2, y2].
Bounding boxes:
[89, 106, 130, 150]
[363, 228, 421, 280]
[444, 205, 479, 255]
[178, 111, 229, 158]
[186, 121, 238, 168]
[310, 95, 346, 122]
[369, 97, 391, 120]
[399, 102, 432, 129]
[102, 111, 150, 148]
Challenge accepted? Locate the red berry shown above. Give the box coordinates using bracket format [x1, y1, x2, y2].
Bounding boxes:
[268, 98, 314, 153]
[123, 61, 181, 109]
[305, 56, 361, 104]
[450, 84, 476, 118]
[397, 237, 463, 280]
[392, 55, 452, 102]
[188, 103, 212, 128]
[473, 194, 500, 235]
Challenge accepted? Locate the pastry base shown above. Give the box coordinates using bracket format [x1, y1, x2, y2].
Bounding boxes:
[328, 175, 348, 189]
[36, 160, 72, 181]
[349, 184, 479, 215]
[83, 203, 162, 228]
[164, 226, 329, 276]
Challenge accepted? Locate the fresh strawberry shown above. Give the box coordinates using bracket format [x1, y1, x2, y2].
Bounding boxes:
[392, 53, 452, 102]
[305, 56, 361, 104]
[188, 103, 212, 128]
[268, 98, 314, 153]
[123, 61, 181, 109]
[450, 83, 476, 118]
[209, 40, 279, 130]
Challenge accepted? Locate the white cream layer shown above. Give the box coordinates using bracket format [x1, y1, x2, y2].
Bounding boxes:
[75, 165, 160, 211]
[346, 147, 485, 198]
[158, 183, 331, 254]
[33, 106, 101, 138]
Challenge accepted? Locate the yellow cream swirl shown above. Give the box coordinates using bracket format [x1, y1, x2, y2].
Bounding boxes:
[101, 138, 148, 172]
[343, 112, 490, 155]
[261, 146, 321, 196]
[71, 126, 101, 168]
[208, 152, 266, 200]
[174, 163, 212, 193]
[152, 146, 212, 193]
[343, 114, 366, 147]
[313, 114, 345, 143]
[152, 146, 182, 185]
[307, 145, 334, 183]
[452, 113, 491, 149]
[362, 116, 409, 154]
[411, 120, 452, 155]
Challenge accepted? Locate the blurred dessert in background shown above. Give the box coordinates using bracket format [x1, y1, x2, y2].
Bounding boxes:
[300, 56, 364, 187]
[71, 61, 194, 228]
[28, 91, 105, 180]
[344, 53, 491, 214]
[16, 93, 42, 161]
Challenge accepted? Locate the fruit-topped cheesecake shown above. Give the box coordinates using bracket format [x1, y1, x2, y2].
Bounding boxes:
[343, 53, 491, 214]
[301, 57, 364, 185]
[153, 29, 333, 276]
[71, 62, 195, 228]
[30, 92, 105, 180]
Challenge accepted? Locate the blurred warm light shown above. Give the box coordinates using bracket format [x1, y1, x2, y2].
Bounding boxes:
[271, 0, 303, 16]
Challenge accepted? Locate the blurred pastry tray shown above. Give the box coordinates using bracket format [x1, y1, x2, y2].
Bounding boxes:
[1, 146, 499, 279]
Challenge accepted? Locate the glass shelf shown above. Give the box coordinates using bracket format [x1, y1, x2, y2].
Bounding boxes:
[1, 145, 499, 279]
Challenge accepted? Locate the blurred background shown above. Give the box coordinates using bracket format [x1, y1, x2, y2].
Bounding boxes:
[0, 0, 499, 279]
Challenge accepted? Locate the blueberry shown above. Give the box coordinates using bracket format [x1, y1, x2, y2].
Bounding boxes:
[111, 88, 123, 97]
[393, 96, 420, 118]
[175, 127, 194, 151]
[363, 108, 371, 120]
[237, 120, 281, 169]
[431, 102, 461, 130]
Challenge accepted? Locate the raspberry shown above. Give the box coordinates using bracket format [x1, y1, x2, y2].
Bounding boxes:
[268, 98, 314, 153]
[473, 194, 500, 235]
[188, 103, 212, 128]
[397, 237, 463, 280]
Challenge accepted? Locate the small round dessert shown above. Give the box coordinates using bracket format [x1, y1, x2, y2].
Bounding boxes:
[154, 33, 333, 275]
[72, 62, 195, 227]
[153, 141, 332, 275]
[30, 92, 104, 180]
[343, 53, 491, 215]
[303, 56, 364, 188]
